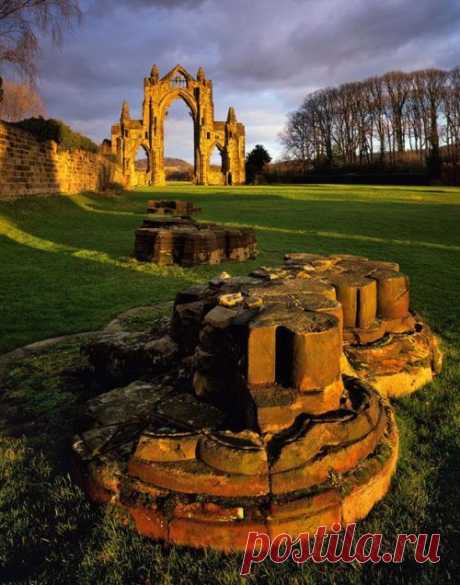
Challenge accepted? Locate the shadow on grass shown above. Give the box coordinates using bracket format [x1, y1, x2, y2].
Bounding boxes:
[0, 220, 209, 351]
[2, 189, 460, 255]
[0, 215, 202, 279]
[1, 187, 460, 352]
[67, 193, 143, 217]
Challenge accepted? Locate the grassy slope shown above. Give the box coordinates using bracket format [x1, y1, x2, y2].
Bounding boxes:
[0, 184, 459, 584]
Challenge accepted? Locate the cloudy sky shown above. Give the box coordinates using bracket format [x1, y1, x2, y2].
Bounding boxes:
[37, 0, 460, 162]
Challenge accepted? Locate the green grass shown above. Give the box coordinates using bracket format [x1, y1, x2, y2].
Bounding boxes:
[0, 184, 460, 584]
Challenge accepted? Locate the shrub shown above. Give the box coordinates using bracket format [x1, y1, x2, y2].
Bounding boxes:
[12, 117, 99, 153]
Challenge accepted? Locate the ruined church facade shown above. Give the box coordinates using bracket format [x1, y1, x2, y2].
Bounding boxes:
[110, 65, 246, 187]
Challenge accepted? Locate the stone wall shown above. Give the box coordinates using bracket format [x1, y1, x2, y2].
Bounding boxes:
[0, 120, 125, 199]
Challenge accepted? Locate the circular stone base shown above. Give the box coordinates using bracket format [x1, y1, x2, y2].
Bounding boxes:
[72, 379, 399, 552]
[71, 251, 442, 551]
[344, 320, 443, 398]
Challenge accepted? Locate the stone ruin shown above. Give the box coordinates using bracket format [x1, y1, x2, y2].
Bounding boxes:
[110, 65, 246, 187]
[147, 200, 201, 216]
[72, 252, 442, 551]
[134, 200, 258, 266]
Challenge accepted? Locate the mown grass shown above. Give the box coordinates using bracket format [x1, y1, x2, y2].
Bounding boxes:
[0, 184, 459, 584]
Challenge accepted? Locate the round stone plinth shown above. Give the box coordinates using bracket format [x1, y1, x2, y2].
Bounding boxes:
[72, 378, 398, 551]
[72, 251, 442, 551]
[344, 321, 443, 398]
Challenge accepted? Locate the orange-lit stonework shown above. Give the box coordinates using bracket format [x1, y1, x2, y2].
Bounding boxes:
[73, 253, 441, 551]
[134, 200, 258, 265]
[110, 65, 246, 187]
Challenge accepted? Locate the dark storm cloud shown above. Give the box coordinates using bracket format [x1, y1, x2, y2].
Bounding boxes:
[85, 0, 207, 17]
[206, 0, 460, 86]
[37, 0, 460, 159]
[120, 0, 206, 6]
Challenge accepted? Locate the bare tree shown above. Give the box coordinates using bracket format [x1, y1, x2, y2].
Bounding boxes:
[0, 0, 81, 80]
[406, 83, 425, 160]
[281, 66, 459, 174]
[382, 71, 410, 156]
[411, 68, 447, 174]
[367, 75, 388, 162]
[280, 108, 314, 172]
[0, 77, 46, 120]
[443, 67, 460, 161]
[309, 88, 336, 166]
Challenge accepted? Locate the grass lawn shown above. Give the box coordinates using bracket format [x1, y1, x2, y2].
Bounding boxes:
[0, 183, 459, 584]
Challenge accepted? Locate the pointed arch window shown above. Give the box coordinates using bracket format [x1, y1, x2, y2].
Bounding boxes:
[170, 73, 187, 88]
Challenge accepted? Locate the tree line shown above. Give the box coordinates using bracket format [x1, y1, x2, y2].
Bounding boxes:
[281, 68, 460, 175]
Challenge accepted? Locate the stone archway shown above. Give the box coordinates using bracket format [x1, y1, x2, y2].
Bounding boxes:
[132, 143, 151, 186]
[157, 90, 198, 185]
[110, 65, 246, 187]
[208, 142, 226, 185]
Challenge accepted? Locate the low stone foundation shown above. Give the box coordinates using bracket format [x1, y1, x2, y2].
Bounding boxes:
[147, 200, 201, 216]
[73, 252, 442, 550]
[134, 200, 258, 266]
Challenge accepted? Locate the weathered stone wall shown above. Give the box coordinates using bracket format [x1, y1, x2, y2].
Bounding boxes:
[0, 120, 125, 199]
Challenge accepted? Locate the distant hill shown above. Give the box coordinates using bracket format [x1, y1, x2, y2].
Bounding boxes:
[135, 157, 193, 180]
[165, 157, 193, 171]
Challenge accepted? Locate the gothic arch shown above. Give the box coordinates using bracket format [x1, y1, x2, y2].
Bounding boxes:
[160, 95, 196, 182]
[110, 65, 246, 187]
[122, 141, 152, 187]
[164, 64, 193, 82]
[158, 90, 198, 120]
[208, 142, 226, 185]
